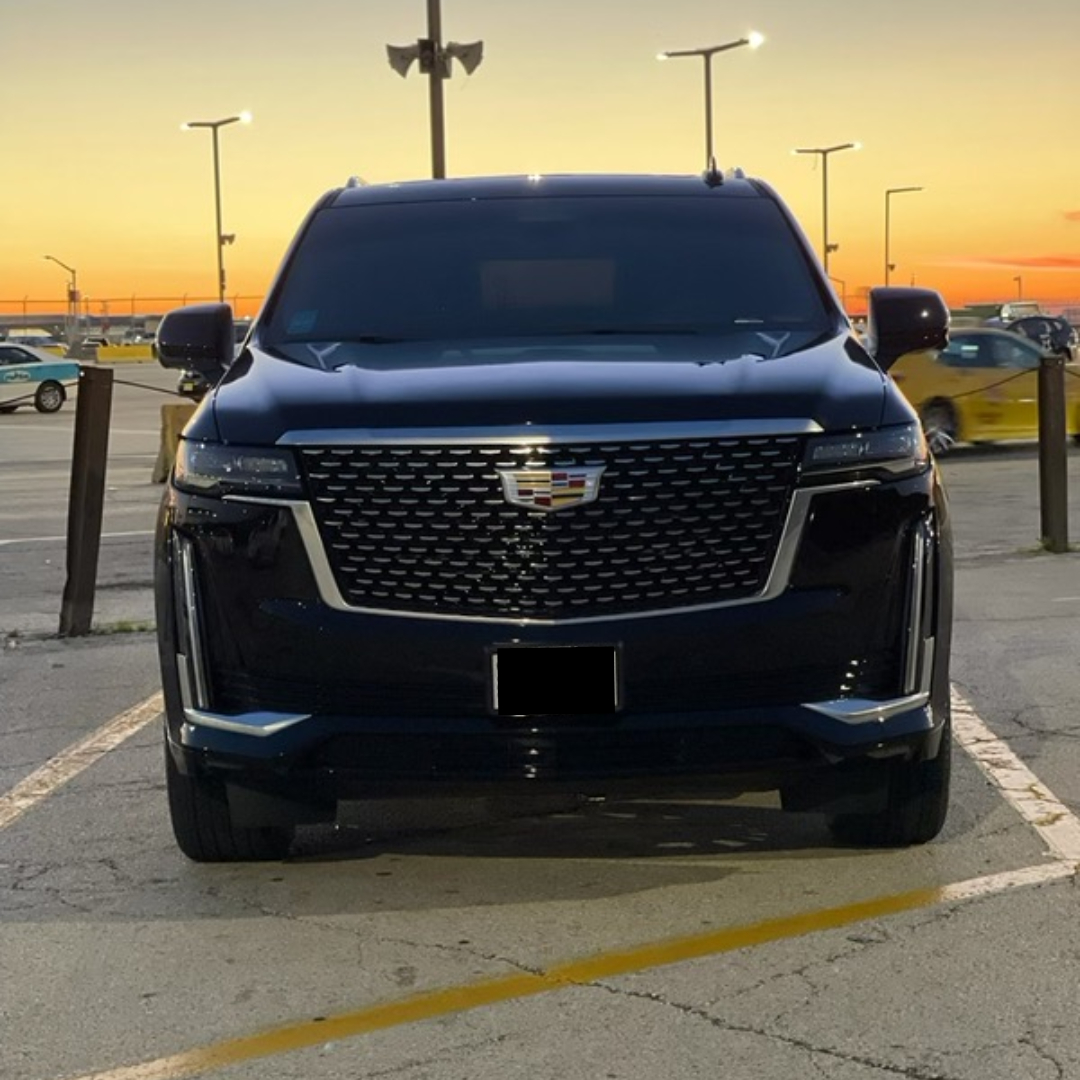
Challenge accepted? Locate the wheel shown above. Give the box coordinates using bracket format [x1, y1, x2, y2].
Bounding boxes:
[34, 381, 65, 413]
[919, 400, 958, 455]
[827, 721, 951, 847]
[165, 745, 294, 862]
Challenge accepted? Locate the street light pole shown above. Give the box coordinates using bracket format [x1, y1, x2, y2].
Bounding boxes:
[884, 186, 923, 286]
[658, 32, 765, 171]
[1014, 275, 1023, 299]
[181, 112, 252, 302]
[386, 1, 485, 180]
[43, 254, 78, 345]
[794, 142, 859, 276]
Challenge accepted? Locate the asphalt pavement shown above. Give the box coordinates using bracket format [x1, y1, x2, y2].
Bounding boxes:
[3, 441, 1080, 1080]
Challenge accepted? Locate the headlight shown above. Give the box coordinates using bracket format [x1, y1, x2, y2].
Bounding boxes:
[803, 422, 929, 482]
[174, 440, 304, 498]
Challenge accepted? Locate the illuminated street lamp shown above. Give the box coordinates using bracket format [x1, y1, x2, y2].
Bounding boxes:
[43, 254, 78, 344]
[884, 186, 923, 286]
[387, 0, 484, 179]
[657, 31, 765, 171]
[181, 111, 252, 302]
[794, 142, 860, 276]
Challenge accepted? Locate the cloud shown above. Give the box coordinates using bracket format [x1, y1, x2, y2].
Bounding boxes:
[933, 255, 1080, 271]
[1064, 211, 1080, 222]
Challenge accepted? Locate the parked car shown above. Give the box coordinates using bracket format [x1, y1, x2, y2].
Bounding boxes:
[3, 333, 66, 356]
[1002, 315, 1077, 360]
[0, 342, 81, 413]
[174, 318, 252, 399]
[176, 368, 210, 399]
[890, 326, 1080, 452]
[153, 171, 953, 861]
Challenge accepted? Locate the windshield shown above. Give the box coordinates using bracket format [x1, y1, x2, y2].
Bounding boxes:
[262, 194, 832, 364]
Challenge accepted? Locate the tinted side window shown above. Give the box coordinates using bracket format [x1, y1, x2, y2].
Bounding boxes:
[938, 339, 986, 368]
[989, 336, 1040, 370]
[0, 347, 35, 366]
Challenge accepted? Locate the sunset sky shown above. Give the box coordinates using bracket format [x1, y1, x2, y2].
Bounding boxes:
[4, 0, 1080, 319]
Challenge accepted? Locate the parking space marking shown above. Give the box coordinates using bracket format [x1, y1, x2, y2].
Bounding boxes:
[0, 530, 154, 549]
[951, 687, 1080, 861]
[63, 861, 1076, 1080]
[12, 687, 1080, 1080]
[0, 692, 162, 832]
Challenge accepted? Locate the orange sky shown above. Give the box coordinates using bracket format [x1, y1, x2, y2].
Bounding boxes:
[3, 0, 1080, 319]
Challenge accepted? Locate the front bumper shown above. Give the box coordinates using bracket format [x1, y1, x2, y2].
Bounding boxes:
[155, 466, 953, 801]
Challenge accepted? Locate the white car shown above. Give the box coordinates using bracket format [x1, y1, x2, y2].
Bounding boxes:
[0, 343, 81, 413]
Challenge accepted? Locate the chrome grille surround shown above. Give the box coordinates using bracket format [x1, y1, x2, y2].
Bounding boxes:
[280, 422, 819, 622]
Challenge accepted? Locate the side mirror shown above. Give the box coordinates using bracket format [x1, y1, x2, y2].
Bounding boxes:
[153, 303, 234, 376]
[865, 287, 949, 371]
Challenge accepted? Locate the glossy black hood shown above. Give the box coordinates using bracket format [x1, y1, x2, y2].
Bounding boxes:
[188, 334, 912, 446]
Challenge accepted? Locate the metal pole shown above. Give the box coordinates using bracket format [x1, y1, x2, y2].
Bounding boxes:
[821, 155, 831, 277]
[884, 191, 892, 286]
[211, 125, 226, 302]
[427, 0, 447, 178]
[703, 53, 714, 168]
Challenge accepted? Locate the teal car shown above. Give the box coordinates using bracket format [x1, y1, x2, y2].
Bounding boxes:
[0, 342, 81, 413]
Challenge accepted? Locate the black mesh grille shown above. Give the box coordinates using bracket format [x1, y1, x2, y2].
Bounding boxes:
[298, 436, 803, 619]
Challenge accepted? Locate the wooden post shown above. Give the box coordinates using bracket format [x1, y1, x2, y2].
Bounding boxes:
[1037, 353, 1069, 553]
[59, 365, 114, 636]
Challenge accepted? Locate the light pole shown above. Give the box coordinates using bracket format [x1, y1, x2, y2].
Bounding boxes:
[657, 31, 765, 171]
[829, 276, 847, 309]
[884, 186, 923, 286]
[1013, 275, 1023, 299]
[43, 254, 78, 345]
[794, 142, 859, 276]
[181, 112, 252, 302]
[387, 0, 484, 179]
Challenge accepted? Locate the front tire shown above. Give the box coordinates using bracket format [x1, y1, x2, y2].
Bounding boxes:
[165, 745, 294, 862]
[34, 381, 65, 413]
[919, 399, 958, 455]
[828, 721, 951, 847]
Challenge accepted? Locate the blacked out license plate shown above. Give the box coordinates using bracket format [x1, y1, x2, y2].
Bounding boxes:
[491, 645, 620, 717]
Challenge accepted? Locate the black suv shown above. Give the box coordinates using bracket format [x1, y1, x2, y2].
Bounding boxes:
[154, 172, 953, 861]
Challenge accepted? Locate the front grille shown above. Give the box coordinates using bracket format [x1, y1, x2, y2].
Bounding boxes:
[298, 436, 804, 619]
[209, 651, 896, 718]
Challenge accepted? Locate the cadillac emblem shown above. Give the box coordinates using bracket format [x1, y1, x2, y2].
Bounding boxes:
[496, 466, 605, 512]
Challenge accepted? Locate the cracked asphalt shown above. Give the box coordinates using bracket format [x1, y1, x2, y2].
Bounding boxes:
[2, 368, 1080, 1079]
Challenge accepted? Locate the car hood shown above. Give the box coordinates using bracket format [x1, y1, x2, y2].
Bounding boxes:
[191, 335, 906, 445]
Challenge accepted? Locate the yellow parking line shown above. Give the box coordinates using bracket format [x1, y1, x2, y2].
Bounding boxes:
[70, 861, 1074, 1080]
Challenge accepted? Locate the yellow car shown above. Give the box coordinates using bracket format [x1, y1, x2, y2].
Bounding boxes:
[890, 327, 1080, 452]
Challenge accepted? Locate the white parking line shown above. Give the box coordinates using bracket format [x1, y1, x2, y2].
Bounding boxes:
[0, 530, 154, 548]
[0, 692, 162, 832]
[951, 687, 1080, 862]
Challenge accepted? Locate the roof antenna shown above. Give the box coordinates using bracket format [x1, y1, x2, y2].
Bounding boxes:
[703, 155, 724, 189]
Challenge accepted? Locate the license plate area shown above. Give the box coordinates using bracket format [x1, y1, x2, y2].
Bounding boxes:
[491, 645, 620, 718]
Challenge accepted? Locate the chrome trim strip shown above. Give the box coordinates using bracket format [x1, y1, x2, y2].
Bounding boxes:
[176, 536, 209, 709]
[903, 521, 929, 695]
[804, 692, 931, 725]
[226, 479, 875, 625]
[176, 653, 194, 711]
[276, 419, 823, 447]
[181, 708, 312, 737]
